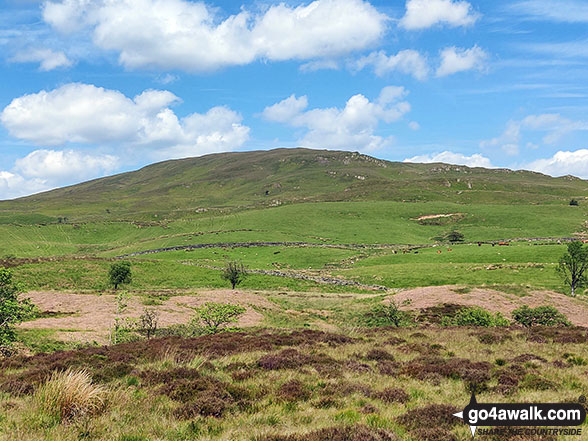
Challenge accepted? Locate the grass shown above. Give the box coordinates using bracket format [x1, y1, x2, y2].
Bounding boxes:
[1, 326, 587, 440]
[34, 369, 106, 423]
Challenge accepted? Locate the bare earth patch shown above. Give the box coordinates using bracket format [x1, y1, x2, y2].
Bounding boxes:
[413, 213, 462, 221]
[392, 285, 588, 327]
[19, 290, 273, 344]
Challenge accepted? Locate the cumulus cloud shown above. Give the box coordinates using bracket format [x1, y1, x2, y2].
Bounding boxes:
[0, 83, 250, 158]
[262, 86, 411, 152]
[10, 48, 73, 71]
[404, 151, 493, 168]
[480, 113, 588, 156]
[526, 149, 588, 178]
[400, 0, 479, 30]
[436, 45, 488, 77]
[353, 50, 429, 80]
[42, 0, 387, 72]
[0, 149, 118, 200]
[14, 149, 117, 181]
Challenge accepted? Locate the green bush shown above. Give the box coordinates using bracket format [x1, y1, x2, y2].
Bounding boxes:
[362, 301, 411, 327]
[0, 267, 36, 346]
[192, 302, 246, 334]
[512, 305, 570, 327]
[441, 307, 509, 327]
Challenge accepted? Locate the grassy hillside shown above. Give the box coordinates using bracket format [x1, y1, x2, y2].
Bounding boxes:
[1, 148, 586, 222]
[0, 148, 587, 295]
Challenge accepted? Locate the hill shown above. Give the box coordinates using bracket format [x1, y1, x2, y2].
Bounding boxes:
[1, 148, 586, 222]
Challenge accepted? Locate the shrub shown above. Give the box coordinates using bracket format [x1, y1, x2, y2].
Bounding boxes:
[512, 305, 570, 327]
[34, 369, 106, 422]
[363, 301, 410, 327]
[442, 307, 509, 327]
[0, 267, 36, 347]
[192, 302, 246, 334]
[138, 309, 159, 339]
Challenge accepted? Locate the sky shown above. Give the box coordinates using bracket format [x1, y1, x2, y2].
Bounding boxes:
[1, 0, 588, 199]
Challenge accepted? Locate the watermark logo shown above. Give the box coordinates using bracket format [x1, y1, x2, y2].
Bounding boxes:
[453, 392, 586, 437]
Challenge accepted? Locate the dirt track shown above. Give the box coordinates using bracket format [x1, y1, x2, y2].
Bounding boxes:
[392, 285, 588, 327]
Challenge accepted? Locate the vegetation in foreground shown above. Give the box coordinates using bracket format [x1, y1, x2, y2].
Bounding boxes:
[1, 324, 587, 441]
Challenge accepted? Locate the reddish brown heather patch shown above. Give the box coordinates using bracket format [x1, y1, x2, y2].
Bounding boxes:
[384, 336, 406, 346]
[402, 356, 492, 390]
[257, 349, 338, 373]
[377, 360, 401, 376]
[360, 404, 379, 414]
[319, 381, 374, 399]
[525, 327, 587, 344]
[493, 372, 521, 395]
[397, 404, 462, 441]
[276, 379, 310, 402]
[260, 425, 398, 441]
[313, 397, 340, 409]
[416, 303, 465, 325]
[364, 349, 394, 361]
[174, 395, 230, 419]
[0, 329, 354, 395]
[372, 387, 409, 404]
[474, 330, 513, 345]
[345, 360, 373, 373]
[511, 354, 547, 363]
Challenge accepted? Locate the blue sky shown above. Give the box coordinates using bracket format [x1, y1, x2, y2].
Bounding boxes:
[1, 0, 588, 199]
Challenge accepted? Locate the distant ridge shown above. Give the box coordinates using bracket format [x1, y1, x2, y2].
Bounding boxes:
[1, 148, 586, 221]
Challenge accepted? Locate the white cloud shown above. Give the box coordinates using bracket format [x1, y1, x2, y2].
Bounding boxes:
[436, 45, 488, 77]
[0, 83, 250, 159]
[400, 0, 479, 30]
[299, 59, 339, 73]
[404, 151, 493, 168]
[353, 50, 429, 80]
[262, 86, 410, 152]
[526, 149, 588, 178]
[507, 0, 588, 23]
[408, 121, 420, 130]
[43, 0, 387, 72]
[0, 149, 118, 200]
[0, 171, 46, 200]
[10, 48, 73, 71]
[14, 149, 117, 181]
[481, 113, 588, 155]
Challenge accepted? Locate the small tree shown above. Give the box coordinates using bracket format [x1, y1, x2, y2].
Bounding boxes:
[109, 261, 132, 290]
[445, 230, 465, 243]
[221, 260, 247, 289]
[138, 309, 159, 339]
[0, 267, 35, 347]
[556, 241, 588, 297]
[193, 302, 245, 333]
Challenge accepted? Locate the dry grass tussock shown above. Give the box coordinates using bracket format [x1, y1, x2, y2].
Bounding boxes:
[34, 368, 106, 422]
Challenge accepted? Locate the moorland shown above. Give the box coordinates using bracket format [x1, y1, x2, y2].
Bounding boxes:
[0, 148, 587, 440]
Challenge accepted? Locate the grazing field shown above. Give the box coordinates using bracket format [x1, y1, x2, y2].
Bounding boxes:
[1, 326, 587, 441]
